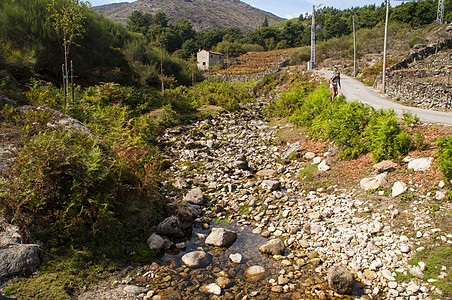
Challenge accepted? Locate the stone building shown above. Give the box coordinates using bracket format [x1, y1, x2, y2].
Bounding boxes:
[197, 50, 224, 70]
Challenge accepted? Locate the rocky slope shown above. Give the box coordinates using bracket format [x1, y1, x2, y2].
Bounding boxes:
[93, 0, 285, 32]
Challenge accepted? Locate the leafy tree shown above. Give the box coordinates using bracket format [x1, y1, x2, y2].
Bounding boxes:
[153, 12, 169, 27]
[48, 0, 86, 107]
[173, 18, 195, 42]
[262, 16, 269, 28]
[127, 11, 153, 34]
[390, 0, 436, 27]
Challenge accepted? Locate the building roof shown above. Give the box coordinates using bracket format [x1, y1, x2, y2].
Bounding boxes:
[198, 50, 224, 56]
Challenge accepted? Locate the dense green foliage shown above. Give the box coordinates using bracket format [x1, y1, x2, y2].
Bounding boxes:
[1, 0, 450, 91]
[0, 74, 250, 242]
[271, 81, 413, 162]
[365, 111, 412, 162]
[125, 0, 452, 60]
[435, 136, 452, 181]
[0, 0, 195, 93]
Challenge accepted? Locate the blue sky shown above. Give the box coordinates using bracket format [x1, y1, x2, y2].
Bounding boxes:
[88, 0, 387, 19]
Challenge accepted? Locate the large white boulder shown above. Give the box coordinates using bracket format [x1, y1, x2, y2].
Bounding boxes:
[408, 158, 433, 172]
[359, 173, 387, 191]
[205, 228, 237, 247]
[392, 181, 408, 197]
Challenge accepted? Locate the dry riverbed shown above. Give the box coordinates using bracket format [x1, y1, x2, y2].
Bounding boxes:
[76, 100, 451, 300]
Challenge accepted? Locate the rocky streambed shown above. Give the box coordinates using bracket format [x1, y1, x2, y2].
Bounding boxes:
[76, 100, 449, 300]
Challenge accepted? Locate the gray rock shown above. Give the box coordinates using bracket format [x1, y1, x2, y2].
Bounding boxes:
[318, 160, 330, 172]
[0, 293, 17, 300]
[200, 283, 221, 295]
[229, 253, 242, 263]
[175, 242, 186, 249]
[20, 106, 94, 138]
[259, 238, 285, 255]
[435, 191, 446, 200]
[205, 228, 237, 247]
[245, 265, 266, 276]
[0, 244, 40, 279]
[0, 93, 17, 108]
[123, 285, 147, 296]
[181, 251, 208, 267]
[392, 181, 407, 197]
[157, 216, 184, 237]
[359, 173, 387, 191]
[373, 160, 398, 173]
[281, 142, 301, 159]
[327, 265, 355, 295]
[173, 177, 190, 189]
[408, 158, 433, 172]
[147, 233, 165, 250]
[304, 152, 315, 160]
[182, 204, 202, 218]
[256, 169, 277, 177]
[183, 187, 204, 205]
[233, 160, 248, 170]
[260, 180, 280, 191]
[409, 266, 425, 279]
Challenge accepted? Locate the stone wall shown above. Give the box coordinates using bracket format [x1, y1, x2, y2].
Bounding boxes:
[385, 69, 451, 110]
[374, 26, 452, 111]
[206, 59, 290, 83]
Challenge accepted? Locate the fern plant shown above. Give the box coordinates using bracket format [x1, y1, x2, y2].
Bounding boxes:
[365, 110, 412, 162]
[435, 136, 452, 182]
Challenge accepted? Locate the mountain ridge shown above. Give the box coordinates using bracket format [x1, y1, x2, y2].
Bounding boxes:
[93, 0, 285, 32]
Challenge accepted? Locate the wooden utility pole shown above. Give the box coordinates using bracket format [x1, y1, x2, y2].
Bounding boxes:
[382, 0, 389, 94]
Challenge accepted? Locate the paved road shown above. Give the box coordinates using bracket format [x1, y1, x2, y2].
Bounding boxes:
[318, 70, 452, 125]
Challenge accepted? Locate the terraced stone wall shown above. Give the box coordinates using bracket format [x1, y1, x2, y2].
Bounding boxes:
[385, 68, 451, 111]
[374, 27, 452, 111]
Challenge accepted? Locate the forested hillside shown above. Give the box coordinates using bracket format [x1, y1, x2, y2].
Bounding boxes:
[94, 0, 284, 32]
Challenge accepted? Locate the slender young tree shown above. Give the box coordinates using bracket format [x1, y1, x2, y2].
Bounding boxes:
[154, 35, 167, 96]
[48, 0, 85, 109]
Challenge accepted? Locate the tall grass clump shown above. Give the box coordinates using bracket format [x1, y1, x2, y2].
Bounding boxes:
[435, 136, 452, 182]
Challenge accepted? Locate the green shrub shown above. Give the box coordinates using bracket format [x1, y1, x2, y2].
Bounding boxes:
[269, 84, 311, 117]
[365, 110, 412, 162]
[402, 111, 420, 126]
[414, 130, 425, 150]
[312, 100, 373, 159]
[289, 47, 310, 65]
[435, 136, 452, 181]
[25, 79, 65, 110]
[0, 130, 120, 241]
[290, 84, 332, 127]
[192, 79, 253, 111]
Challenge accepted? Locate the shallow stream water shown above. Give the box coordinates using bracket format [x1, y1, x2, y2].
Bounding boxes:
[139, 220, 358, 299]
